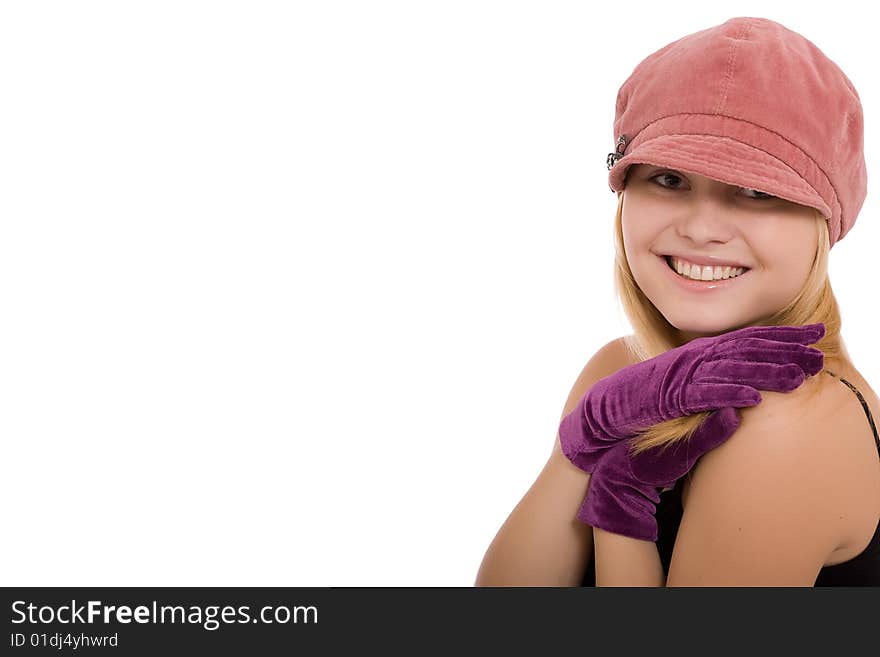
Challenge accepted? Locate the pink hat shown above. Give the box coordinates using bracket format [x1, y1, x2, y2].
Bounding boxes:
[606, 17, 867, 248]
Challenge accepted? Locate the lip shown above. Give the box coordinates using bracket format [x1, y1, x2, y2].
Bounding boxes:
[659, 255, 752, 292]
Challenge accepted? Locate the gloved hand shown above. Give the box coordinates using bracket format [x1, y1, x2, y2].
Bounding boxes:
[578, 406, 740, 541]
[558, 323, 826, 474]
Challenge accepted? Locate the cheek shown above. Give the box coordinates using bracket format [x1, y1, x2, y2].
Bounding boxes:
[774, 250, 815, 287]
[621, 207, 665, 255]
[752, 220, 817, 278]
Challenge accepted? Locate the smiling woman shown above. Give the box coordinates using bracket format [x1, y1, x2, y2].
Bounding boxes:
[475, 16, 879, 588]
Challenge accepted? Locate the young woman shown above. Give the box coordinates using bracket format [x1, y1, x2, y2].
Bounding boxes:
[475, 17, 879, 586]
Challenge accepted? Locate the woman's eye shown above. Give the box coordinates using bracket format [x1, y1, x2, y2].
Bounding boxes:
[650, 172, 683, 189]
[741, 188, 776, 200]
[649, 172, 776, 200]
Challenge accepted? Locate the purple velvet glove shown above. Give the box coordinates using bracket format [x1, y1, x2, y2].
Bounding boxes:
[558, 322, 826, 474]
[578, 407, 740, 541]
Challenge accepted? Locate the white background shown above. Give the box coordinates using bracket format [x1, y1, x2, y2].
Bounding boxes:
[0, 1, 876, 586]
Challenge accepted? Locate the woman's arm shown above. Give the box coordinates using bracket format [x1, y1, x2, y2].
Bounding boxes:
[593, 527, 665, 586]
[475, 337, 632, 586]
[474, 445, 595, 586]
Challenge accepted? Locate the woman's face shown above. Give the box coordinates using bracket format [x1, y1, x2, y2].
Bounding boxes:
[621, 163, 819, 341]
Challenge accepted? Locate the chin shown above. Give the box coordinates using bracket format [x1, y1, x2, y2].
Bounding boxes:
[667, 315, 763, 339]
[664, 316, 741, 338]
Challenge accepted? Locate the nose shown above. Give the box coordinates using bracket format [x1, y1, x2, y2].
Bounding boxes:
[673, 195, 741, 244]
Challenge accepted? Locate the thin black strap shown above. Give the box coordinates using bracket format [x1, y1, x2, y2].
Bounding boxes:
[824, 369, 880, 449]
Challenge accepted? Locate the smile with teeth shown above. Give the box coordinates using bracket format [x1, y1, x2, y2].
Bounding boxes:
[665, 256, 749, 281]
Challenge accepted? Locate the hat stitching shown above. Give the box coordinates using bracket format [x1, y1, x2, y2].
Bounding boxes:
[712, 18, 755, 116]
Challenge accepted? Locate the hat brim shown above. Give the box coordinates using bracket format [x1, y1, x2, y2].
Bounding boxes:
[607, 133, 832, 222]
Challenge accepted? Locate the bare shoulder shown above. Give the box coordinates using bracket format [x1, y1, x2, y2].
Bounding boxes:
[691, 367, 875, 480]
[610, 334, 640, 367]
[552, 335, 637, 460]
[804, 368, 880, 563]
[700, 368, 878, 517]
[557, 335, 635, 423]
[691, 368, 846, 479]
[738, 368, 879, 507]
[668, 368, 880, 583]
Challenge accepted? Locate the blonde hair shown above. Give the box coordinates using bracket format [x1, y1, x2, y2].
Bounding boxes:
[611, 190, 849, 457]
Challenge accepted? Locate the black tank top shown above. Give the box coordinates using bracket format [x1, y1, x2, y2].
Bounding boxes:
[579, 369, 880, 586]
